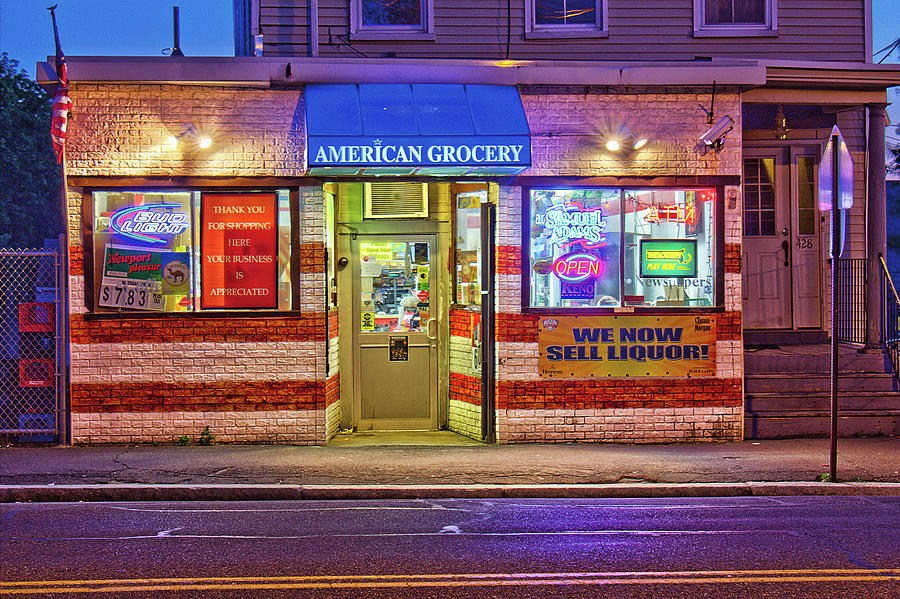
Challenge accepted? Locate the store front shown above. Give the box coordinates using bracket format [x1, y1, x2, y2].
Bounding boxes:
[51, 58, 755, 445]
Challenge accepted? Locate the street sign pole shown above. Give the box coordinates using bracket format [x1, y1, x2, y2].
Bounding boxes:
[829, 132, 839, 483]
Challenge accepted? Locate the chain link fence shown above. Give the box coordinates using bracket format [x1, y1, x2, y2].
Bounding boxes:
[0, 247, 63, 443]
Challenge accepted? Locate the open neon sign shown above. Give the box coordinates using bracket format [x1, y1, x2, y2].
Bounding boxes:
[109, 203, 190, 245]
[553, 252, 604, 282]
[541, 202, 607, 249]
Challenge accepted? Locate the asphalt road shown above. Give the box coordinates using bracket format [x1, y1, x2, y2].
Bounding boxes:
[1, 497, 898, 597]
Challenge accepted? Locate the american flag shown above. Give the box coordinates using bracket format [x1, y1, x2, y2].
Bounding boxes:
[49, 6, 72, 164]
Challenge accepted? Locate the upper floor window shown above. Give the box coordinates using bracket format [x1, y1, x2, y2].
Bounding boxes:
[525, 0, 608, 39]
[351, 0, 434, 40]
[694, 0, 777, 37]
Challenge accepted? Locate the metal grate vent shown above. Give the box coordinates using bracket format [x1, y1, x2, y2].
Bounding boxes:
[364, 182, 428, 219]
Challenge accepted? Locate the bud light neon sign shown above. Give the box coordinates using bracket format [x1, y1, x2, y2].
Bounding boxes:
[109, 203, 190, 245]
[553, 252, 604, 282]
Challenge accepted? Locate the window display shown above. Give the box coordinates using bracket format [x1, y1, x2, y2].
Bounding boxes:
[90, 190, 293, 312]
[455, 190, 485, 306]
[528, 187, 718, 309]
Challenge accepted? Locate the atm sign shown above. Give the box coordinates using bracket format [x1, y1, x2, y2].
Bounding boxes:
[552, 252, 603, 282]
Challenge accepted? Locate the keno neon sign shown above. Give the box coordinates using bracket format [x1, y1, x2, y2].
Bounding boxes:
[553, 252, 604, 282]
[109, 203, 190, 245]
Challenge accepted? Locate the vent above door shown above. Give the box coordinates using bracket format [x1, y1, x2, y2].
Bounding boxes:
[364, 182, 428, 219]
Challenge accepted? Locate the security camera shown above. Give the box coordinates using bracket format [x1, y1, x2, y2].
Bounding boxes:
[699, 115, 735, 150]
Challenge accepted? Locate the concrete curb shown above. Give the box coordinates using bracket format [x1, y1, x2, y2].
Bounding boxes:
[2, 482, 899, 503]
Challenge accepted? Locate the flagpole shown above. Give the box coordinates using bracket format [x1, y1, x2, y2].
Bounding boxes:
[48, 4, 71, 445]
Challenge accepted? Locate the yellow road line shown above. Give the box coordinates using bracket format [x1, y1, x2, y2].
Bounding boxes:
[1, 569, 898, 594]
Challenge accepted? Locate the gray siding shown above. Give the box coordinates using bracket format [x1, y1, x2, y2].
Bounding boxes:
[259, 0, 866, 62]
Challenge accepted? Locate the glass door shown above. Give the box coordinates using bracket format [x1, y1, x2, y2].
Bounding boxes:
[352, 235, 438, 430]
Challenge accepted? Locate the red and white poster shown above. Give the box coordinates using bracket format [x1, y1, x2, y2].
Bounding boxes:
[201, 192, 278, 309]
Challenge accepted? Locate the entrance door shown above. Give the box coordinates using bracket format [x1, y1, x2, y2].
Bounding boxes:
[352, 235, 438, 430]
[742, 147, 823, 329]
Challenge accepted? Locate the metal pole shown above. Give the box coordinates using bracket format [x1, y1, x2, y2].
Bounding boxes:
[830, 133, 839, 482]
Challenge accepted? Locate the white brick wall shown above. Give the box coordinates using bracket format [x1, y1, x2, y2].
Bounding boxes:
[72, 410, 324, 445]
[449, 399, 482, 441]
[70, 341, 326, 384]
[496, 407, 742, 443]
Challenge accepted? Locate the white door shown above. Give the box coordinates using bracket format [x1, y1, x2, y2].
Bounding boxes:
[790, 150, 823, 328]
[743, 151, 791, 328]
[742, 148, 823, 329]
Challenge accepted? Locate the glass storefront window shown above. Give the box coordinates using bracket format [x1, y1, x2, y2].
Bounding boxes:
[528, 187, 717, 309]
[529, 188, 621, 308]
[455, 190, 485, 306]
[623, 189, 717, 307]
[91, 190, 292, 312]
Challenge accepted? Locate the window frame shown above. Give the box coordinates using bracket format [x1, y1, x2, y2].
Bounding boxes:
[350, 0, 435, 41]
[524, 0, 608, 39]
[81, 187, 300, 317]
[521, 185, 726, 314]
[693, 0, 777, 37]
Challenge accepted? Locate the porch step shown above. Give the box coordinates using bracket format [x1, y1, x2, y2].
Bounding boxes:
[745, 391, 900, 413]
[743, 344, 899, 438]
[745, 373, 898, 393]
[744, 413, 900, 439]
[744, 348, 890, 374]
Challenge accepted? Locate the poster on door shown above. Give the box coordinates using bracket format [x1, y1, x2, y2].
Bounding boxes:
[538, 314, 716, 378]
[201, 193, 278, 309]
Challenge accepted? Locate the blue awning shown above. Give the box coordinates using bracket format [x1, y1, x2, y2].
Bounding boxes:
[305, 83, 531, 176]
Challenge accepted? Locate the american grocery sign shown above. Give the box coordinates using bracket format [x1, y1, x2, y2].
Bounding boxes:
[308, 136, 530, 167]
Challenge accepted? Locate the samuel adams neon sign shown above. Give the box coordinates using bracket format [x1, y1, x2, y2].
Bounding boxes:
[553, 252, 604, 282]
[109, 203, 190, 245]
[542, 203, 607, 249]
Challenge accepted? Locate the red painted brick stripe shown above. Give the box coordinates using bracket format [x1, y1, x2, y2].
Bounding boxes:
[497, 378, 742, 410]
[497, 245, 521, 275]
[70, 313, 327, 344]
[71, 380, 326, 413]
[450, 372, 482, 406]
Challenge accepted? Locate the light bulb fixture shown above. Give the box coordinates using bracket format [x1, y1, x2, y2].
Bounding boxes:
[603, 133, 650, 155]
[167, 123, 213, 150]
[772, 105, 790, 140]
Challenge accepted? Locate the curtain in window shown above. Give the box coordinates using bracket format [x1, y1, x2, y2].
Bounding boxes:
[705, 0, 765, 25]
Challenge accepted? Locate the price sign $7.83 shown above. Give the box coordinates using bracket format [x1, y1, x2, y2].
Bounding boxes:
[99, 282, 164, 310]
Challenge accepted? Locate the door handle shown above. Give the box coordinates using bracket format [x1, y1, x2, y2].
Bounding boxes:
[781, 240, 790, 267]
[425, 317, 437, 341]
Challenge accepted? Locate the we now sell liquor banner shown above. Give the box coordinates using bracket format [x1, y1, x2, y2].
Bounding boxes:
[538, 314, 716, 378]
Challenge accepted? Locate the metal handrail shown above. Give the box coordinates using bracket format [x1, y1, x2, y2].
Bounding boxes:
[879, 255, 900, 382]
[880, 255, 900, 306]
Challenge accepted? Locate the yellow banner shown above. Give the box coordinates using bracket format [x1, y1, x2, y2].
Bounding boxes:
[538, 315, 716, 378]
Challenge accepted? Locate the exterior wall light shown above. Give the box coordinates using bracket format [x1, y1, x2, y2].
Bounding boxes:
[167, 123, 212, 150]
[604, 134, 649, 154]
[772, 105, 790, 140]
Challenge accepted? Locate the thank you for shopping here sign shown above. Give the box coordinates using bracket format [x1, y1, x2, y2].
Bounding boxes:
[201, 192, 278, 309]
[538, 315, 716, 378]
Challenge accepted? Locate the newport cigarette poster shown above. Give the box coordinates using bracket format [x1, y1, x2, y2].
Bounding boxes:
[538, 314, 716, 377]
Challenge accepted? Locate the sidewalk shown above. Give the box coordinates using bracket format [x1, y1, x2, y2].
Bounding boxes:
[2, 435, 899, 502]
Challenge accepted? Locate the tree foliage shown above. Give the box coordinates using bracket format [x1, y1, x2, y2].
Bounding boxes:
[0, 53, 62, 248]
